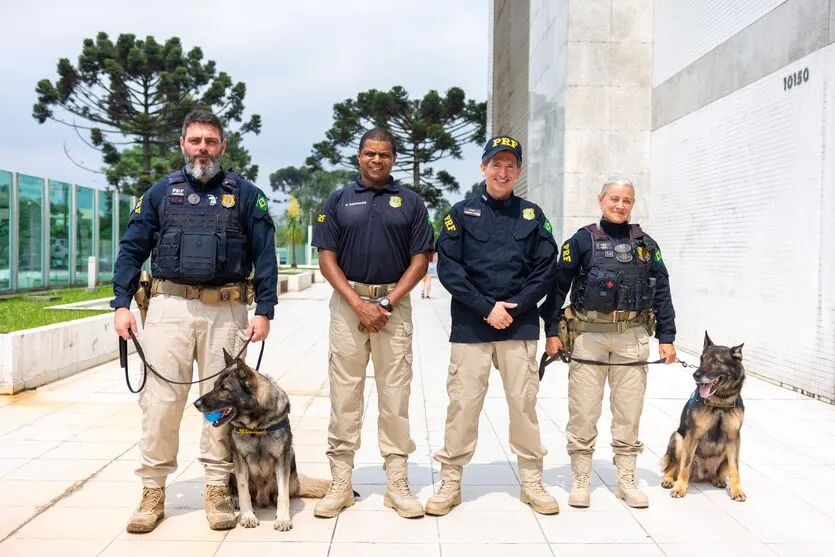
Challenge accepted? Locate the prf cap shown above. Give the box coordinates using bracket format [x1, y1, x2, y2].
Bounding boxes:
[482, 135, 522, 164]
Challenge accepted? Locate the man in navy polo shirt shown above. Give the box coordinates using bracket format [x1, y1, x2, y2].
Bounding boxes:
[312, 127, 434, 519]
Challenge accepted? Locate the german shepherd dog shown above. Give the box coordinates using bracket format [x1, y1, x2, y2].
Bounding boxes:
[661, 332, 747, 501]
[193, 349, 330, 531]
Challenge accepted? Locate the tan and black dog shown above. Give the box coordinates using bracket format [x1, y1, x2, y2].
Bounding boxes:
[661, 332, 747, 501]
[194, 349, 330, 531]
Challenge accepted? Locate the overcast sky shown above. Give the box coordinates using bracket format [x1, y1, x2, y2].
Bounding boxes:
[0, 0, 488, 204]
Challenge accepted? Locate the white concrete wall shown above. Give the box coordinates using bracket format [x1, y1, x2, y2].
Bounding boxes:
[653, 0, 786, 86]
[650, 46, 834, 400]
[0, 309, 140, 394]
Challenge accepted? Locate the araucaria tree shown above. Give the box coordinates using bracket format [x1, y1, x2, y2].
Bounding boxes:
[33, 32, 261, 195]
[306, 86, 485, 208]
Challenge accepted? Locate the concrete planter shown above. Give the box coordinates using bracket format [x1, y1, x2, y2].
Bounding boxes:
[0, 309, 140, 395]
[285, 271, 313, 292]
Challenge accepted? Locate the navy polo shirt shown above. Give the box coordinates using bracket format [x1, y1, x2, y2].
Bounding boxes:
[312, 179, 434, 284]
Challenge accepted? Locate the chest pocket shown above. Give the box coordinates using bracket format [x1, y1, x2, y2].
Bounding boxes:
[513, 219, 540, 255]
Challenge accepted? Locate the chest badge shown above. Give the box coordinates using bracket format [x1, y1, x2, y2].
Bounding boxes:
[463, 207, 481, 217]
[187, 193, 200, 205]
[522, 208, 535, 220]
[636, 246, 650, 263]
[222, 194, 236, 208]
[389, 195, 402, 208]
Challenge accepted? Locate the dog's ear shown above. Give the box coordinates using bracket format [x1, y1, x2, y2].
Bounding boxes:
[223, 348, 235, 368]
[703, 331, 714, 351]
[730, 343, 744, 360]
[235, 360, 256, 385]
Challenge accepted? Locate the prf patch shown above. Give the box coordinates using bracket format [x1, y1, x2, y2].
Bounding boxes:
[561, 242, 572, 262]
[443, 214, 457, 232]
[133, 195, 144, 214]
[317, 213, 326, 223]
[221, 194, 236, 208]
[255, 195, 267, 211]
[389, 195, 402, 208]
[492, 137, 519, 149]
[522, 208, 535, 220]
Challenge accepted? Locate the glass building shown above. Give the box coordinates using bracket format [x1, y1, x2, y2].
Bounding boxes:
[0, 169, 136, 293]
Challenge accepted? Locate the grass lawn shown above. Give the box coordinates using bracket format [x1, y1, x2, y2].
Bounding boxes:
[0, 286, 113, 333]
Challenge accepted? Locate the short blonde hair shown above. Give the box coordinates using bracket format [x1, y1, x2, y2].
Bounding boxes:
[599, 176, 635, 197]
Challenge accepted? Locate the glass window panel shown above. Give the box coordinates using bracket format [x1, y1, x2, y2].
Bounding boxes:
[49, 180, 72, 286]
[0, 170, 11, 291]
[75, 186, 94, 285]
[98, 191, 114, 281]
[18, 174, 44, 289]
[118, 194, 132, 242]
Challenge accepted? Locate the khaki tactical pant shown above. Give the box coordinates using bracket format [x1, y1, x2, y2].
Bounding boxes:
[326, 288, 416, 479]
[434, 340, 547, 481]
[566, 327, 650, 457]
[136, 294, 249, 488]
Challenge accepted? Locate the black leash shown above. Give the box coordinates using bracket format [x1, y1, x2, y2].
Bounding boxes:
[538, 350, 697, 380]
[119, 330, 266, 394]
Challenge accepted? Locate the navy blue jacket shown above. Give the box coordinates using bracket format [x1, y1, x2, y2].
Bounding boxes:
[541, 219, 676, 343]
[436, 191, 557, 343]
[111, 168, 278, 319]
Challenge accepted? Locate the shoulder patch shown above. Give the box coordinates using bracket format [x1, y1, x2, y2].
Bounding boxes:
[654, 247, 662, 263]
[561, 242, 572, 263]
[543, 219, 553, 234]
[317, 213, 326, 223]
[256, 194, 268, 211]
[443, 213, 457, 233]
[133, 195, 144, 214]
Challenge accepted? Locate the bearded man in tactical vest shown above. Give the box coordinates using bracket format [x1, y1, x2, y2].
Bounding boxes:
[111, 110, 278, 533]
[541, 176, 677, 509]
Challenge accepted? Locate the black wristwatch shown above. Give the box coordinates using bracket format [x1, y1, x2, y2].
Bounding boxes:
[378, 296, 393, 312]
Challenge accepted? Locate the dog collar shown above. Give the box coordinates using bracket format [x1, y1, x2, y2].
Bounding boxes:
[232, 416, 290, 436]
[703, 397, 737, 408]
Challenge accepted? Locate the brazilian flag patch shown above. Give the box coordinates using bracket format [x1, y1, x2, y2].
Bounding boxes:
[256, 194, 268, 211]
[544, 219, 553, 234]
[654, 248, 662, 263]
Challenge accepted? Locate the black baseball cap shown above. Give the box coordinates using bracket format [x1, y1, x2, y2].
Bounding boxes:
[481, 135, 523, 164]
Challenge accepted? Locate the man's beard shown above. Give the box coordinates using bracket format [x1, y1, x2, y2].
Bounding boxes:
[183, 149, 223, 181]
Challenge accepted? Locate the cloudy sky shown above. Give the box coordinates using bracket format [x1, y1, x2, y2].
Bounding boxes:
[0, 0, 488, 204]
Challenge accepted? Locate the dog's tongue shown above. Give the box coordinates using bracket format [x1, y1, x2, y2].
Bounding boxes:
[699, 384, 712, 398]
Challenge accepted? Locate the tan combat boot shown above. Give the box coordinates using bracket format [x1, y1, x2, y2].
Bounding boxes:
[204, 484, 237, 530]
[383, 457, 424, 518]
[568, 453, 592, 508]
[518, 459, 560, 515]
[313, 476, 355, 518]
[614, 454, 649, 508]
[126, 487, 165, 533]
[425, 479, 462, 516]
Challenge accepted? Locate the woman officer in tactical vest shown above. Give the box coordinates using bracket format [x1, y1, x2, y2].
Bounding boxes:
[541, 176, 677, 510]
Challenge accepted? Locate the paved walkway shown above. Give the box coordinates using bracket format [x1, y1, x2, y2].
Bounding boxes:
[0, 281, 834, 556]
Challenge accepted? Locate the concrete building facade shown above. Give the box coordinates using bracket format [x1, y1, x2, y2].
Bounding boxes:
[488, 0, 835, 402]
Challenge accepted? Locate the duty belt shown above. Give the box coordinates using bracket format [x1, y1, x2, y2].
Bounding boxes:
[349, 281, 395, 299]
[573, 309, 646, 334]
[151, 280, 247, 303]
[574, 320, 645, 334]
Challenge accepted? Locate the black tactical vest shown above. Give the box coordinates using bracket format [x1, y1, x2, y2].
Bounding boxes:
[151, 171, 251, 284]
[570, 223, 657, 313]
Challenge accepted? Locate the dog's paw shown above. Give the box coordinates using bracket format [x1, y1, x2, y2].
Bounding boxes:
[273, 519, 293, 531]
[239, 513, 259, 528]
[661, 477, 675, 489]
[669, 483, 688, 498]
[711, 478, 727, 489]
[730, 487, 746, 502]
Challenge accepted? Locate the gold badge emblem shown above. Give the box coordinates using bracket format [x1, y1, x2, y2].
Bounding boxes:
[522, 208, 535, 220]
[221, 194, 236, 208]
[389, 196, 402, 208]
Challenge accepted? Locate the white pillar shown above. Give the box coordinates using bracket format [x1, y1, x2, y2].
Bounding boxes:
[87, 256, 97, 289]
